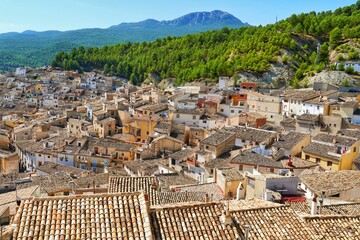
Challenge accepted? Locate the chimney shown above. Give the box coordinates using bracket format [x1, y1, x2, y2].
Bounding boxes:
[144, 193, 150, 211]
[244, 224, 251, 240]
[205, 193, 209, 203]
[220, 210, 233, 227]
[318, 191, 325, 215]
[311, 195, 317, 215]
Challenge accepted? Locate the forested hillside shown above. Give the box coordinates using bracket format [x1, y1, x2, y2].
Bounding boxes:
[52, 2, 360, 86]
[0, 10, 246, 72]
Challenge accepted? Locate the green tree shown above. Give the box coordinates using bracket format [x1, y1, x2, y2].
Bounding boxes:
[329, 27, 342, 47]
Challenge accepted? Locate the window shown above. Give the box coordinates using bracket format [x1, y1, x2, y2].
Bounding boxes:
[231, 110, 234, 113]
[121, 153, 125, 157]
[334, 124, 337, 127]
[205, 145, 209, 150]
[193, 115, 196, 119]
[239, 165, 243, 171]
[108, 130, 111, 135]
[305, 155, 310, 160]
[354, 147, 357, 153]
[203, 120, 207, 123]
[238, 110, 241, 113]
[327, 161, 332, 167]
[47, 156, 50, 158]
[315, 158, 321, 164]
[271, 115, 273, 118]
[242, 139, 245, 143]
[176, 114, 180, 118]
[220, 109, 224, 112]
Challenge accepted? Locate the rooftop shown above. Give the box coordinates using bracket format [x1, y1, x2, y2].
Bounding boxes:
[232, 206, 315, 240]
[13, 192, 153, 240]
[313, 133, 358, 147]
[300, 170, 360, 197]
[272, 131, 310, 150]
[201, 131, 235, 146]
[151, 202, 239, 240]
[225, 126, 276, 144]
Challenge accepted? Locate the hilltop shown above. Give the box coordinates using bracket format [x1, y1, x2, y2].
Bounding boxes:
[51, 1, 360, 87]
[0, 10, 248, 72]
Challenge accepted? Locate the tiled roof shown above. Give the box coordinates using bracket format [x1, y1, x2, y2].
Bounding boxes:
[232, 206, 315, 240]
[201, 131, 235, 146]
[168, 149, 195, 161]
[304, 216, 360, 239]
[297, 114, 319, 122]
[272, 131, 310, 150]
[156, 191, 207, 206]
[225, 126, 277, 144]
[179, 183, 225, 201]
[108, 176, 159, 205]
[300, 170, 360, 197]
[288, 201, 360, 216]
[231, 151, 284, 168]
[156, 173, 198, 191]
[124, 159, 167, 176]
[12, 192, 153, 240]
[284, 91, 320, 101]
[219, 168, 245, 181]
[151, 203, 240, 240]
[302, 142, 340, 160]
[337, 129, 360, 140]
[37, 162, 88, 177]
[313, 133, 358, 147]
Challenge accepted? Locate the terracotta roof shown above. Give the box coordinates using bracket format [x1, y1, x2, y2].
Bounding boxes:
[272, 131, 310, 150]
[12, 192, 153, 240]
[36, 162, 88, 177]
[201, 131, 235, 146]
[231, 151, 284, 169]
[297, 114, 319, 122]
[304, 216, 360, 239]
[151, 202, 240, 240]
[225, 126, 277, 144]
[302, 142, 340, 160]
[156, 173, 198, 191]
[300, 170, 360, 197]
[179, 183, 225, 201]
[313, 133, 358, 147]
[168, 149, 195, 161]
[232, 206, 315, 240]
[108, 176, 158, 204]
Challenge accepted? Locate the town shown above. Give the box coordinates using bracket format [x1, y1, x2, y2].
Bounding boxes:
[0, 66, 359, 239]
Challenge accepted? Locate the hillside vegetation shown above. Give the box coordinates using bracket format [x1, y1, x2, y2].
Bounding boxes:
[0, 11, 246, 72]
[52, 1, 360, 86]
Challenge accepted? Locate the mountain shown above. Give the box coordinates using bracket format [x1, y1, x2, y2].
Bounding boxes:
[51, 1, 360, 87]
[0, 10, 248, 72]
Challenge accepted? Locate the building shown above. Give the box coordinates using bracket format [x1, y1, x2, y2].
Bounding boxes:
[123, 115, 162, 142]
[300, 170, 360, 201]
[302, 133, 360, 171]
[272, 131, 311, 157]
[246, 91, 282, 124]
[94, 117, 116, 138]
[11, 192, 154, 239]
[200, 131, 236, 159]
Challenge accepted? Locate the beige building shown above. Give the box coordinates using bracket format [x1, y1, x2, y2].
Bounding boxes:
[246, 92, 282, 124]
[215, 167, 246, 199]
[0, 150, 19, 175]
[200, 131, 236, 159]
[302, 133, 360, 171]
[94, 117, 116, 138]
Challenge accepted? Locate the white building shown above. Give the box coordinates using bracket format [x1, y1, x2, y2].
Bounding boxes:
[335, 61, 360, 73]
[172, 109, 203, 127]
[218, 76, 229, 90]
[15, 67, 27, 76]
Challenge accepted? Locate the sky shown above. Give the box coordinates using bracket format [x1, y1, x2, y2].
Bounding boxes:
[0, 0, 357, 34]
